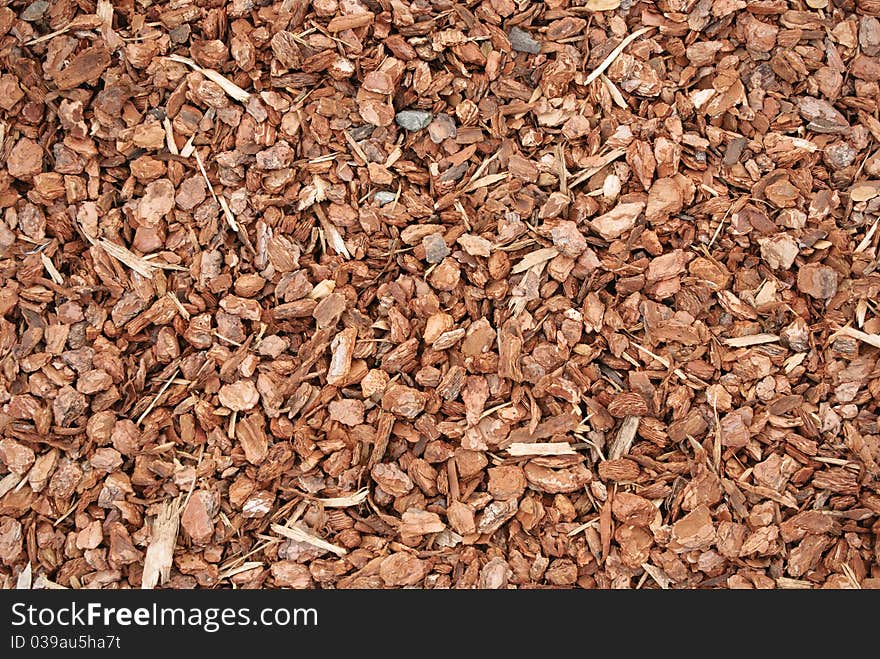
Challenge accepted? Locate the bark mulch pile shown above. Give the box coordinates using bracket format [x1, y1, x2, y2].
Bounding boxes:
[1, 0, 880, 590]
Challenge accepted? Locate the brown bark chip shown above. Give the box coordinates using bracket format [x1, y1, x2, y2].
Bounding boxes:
[7, 138, 42, 180]
[487, 466, 527, 500]
[181, 491, 215, 546]
[797, 263, 839, 300]
[0, 0, 877, 592]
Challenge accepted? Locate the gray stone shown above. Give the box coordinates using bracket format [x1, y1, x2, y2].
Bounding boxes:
[22, 1, 48, 21]
[509, 26, 541, 54]
[395, 110, 433, 131]
[824, 142, 856, 170]
[422, 233, 450, 264]
[170, 25, 191, 44]
[860, 16, 880, 56]
[374, 191, 397, 206]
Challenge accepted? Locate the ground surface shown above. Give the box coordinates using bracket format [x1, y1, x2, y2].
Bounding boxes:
[0, 0, 879, 589]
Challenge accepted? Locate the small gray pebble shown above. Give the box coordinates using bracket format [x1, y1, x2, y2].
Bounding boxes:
[395, 110, 434, 131]
[170, 25, 191, 44]
[422, 233, 450, 264]
[509, 26, 541, 55]
[22, 1, 49, 21]
[824, 142, 856, 170]
[374, 191, 397, 206]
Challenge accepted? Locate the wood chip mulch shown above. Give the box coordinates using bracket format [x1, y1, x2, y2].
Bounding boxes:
[1, 0, 879, 590]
